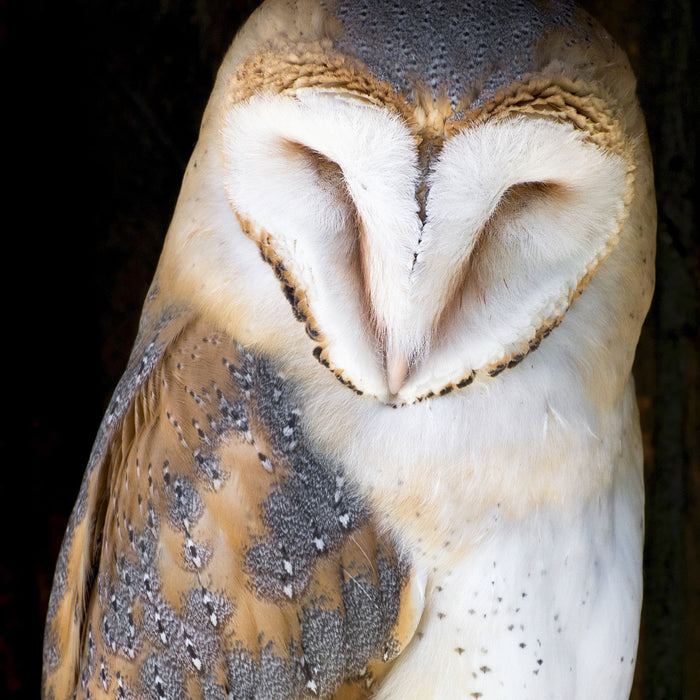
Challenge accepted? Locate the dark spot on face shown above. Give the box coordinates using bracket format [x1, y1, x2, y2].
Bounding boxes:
[281, 283, 305, 321]
[508, 353, 525, 368]
[333, 373, 360, 393]
[456, 373, 474, 389]
[439, 385, 453, 396]
[488, 363, 507, 377]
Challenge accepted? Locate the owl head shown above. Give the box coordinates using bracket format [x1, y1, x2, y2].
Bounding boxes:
[147, 0, 655, 406]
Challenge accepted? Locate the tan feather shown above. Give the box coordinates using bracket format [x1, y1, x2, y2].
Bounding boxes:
[43, 316, 421, 699]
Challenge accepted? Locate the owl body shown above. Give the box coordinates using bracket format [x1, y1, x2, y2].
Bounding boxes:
[43, 1, 655, 698]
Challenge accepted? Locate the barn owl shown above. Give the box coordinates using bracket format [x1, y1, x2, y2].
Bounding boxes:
[42, 0, 656, 698]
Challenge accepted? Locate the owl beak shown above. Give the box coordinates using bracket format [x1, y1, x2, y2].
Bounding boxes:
[385, 351, 409, 396]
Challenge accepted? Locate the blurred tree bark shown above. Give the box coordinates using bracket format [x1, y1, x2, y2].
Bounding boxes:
[638, 2, 698, 698]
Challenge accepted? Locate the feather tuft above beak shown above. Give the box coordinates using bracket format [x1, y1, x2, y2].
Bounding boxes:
[385, 351, 409, 396]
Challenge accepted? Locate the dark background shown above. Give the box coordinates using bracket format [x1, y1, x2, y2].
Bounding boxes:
[1, 0, 697, 697]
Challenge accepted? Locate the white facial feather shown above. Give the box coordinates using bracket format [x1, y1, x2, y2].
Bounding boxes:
[221, 91, 422, 396]
[406, 115, 631, 396]
[221, 97, 631, 402]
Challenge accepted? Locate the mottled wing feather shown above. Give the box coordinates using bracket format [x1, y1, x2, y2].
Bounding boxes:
[42, 306, 187, 699]
[43, 315, 422, 699]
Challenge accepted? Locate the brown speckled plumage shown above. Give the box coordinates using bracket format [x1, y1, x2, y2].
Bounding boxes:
[43, 312, 418, 698]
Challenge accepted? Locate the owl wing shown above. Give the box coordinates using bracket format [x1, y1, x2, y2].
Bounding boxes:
[42, 309, 424, 700]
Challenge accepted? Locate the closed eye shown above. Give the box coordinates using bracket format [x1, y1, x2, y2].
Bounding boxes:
[494, 180, 566, 214]
[279, 140, 378, 338]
